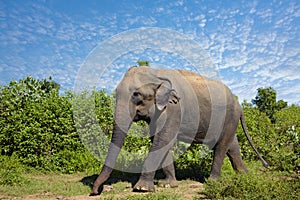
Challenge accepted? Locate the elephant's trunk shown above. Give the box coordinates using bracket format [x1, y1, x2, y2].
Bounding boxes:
[91, 104, 132, 195]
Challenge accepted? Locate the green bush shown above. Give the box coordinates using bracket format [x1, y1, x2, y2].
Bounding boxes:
[1, 76, 299, 177]
[72, 89, 114, 164]
[94, 90, 114, 135]
[273, 105, 300, 171]
[0, 77, 101, 173]
[237, 103, 300, 171]
[237, 105, 275, 161]
[0, 155, 30, 186]
[174, 143, 213, 179]
[105, 121, 151, 171]
[48, 149, 101, 174]
[203, 169, 299, 199]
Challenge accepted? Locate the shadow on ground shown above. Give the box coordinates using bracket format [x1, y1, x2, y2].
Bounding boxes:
[81, 167, 209, 195]
[81, 170, 140, 195]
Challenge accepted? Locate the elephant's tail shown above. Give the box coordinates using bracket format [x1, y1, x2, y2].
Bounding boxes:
[240, 113, 268, 168]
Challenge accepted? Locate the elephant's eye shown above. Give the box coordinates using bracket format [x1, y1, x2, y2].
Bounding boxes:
[132, 91, 143, 105]
[133, 91, 141, 97]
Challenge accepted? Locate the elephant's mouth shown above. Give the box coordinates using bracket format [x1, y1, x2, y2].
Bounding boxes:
[133, 114, 151, 124]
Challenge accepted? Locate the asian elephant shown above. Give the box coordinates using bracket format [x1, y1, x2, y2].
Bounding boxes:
[91, 66, 268, 195]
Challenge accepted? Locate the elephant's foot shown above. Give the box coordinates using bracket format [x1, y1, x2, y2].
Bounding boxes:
[133, 180, 155, 192]
[90, 186, 100, 196]
[90, 191, 99, 196]
[90, 187, 100, 196]
[158, 178, 178, 188]
[208, 174, 220, 181]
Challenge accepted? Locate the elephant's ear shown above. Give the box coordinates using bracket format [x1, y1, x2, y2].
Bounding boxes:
[155, 82, 180, 111]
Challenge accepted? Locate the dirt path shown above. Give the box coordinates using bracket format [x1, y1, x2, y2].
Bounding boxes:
[2, 180, 206, 200]
[0, 171, 208, 200]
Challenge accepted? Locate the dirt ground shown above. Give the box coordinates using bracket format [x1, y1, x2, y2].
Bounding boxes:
[1, 180, 206, 200]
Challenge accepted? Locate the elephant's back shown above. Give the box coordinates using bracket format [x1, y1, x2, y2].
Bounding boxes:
[176, 70, 226, 90]
[176, 70, 212, 102]
[176, 70, 233, 103]
[175, 69, 239, 145]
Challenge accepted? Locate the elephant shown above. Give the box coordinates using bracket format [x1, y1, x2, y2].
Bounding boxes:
[91, 66, 268, 195]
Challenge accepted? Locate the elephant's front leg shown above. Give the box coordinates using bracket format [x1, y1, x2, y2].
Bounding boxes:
[134, 129, 179, 191]
[158, 150, 178, 188]
[133, 104, 181, 192]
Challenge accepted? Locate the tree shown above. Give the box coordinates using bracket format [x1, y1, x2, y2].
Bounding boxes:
[137, 60, 149, 66]
[0, 76, 81, 170]
[241, 100, 253, 109]
[252, 87, 287, 123]
[276, 100, 288, 110]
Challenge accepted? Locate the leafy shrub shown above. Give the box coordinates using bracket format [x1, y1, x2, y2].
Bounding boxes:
[72, 89, 114, 164]
[0, 77, 100, 172]
[174, 143, 213, 179]
[0, 155, 30, 186]
[203, 169, 299, 199]
[94, 90, 114, 135]
[1, 76, 299, 176]
[272, 105, 300, 171]
[237, 105, 275, 161]
[237, 103, 300, 171]
[48, 149, 101, 174]
[106, 121, 151, 171]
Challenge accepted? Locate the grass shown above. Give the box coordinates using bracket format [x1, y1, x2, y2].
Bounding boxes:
[204, 173, 299, 200]
[203, 159, 300, 200]
[0, 157, 298, 200]
[0, 171, 203, 200]
[0, 172, 90, 198]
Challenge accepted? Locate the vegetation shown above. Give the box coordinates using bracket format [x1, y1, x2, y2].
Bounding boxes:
[252, 87, 288, 123]
[137, 60, 149, 66]
[203, 161, 299, 200]
[0, 76, 299, 199]
[0, 77, 100, 173]
[237, 102, 299, 171]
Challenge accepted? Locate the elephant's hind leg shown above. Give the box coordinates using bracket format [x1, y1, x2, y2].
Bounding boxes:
[226, 136, 248, 173]
[210, 144, 228, 179]
[210, 127, 238, 179]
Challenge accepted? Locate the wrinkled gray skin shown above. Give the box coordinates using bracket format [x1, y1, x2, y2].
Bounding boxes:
[91, 66, 268, 195]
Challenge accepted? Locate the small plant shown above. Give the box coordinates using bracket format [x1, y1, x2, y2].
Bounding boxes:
[174, 143, 213, 180]
[237, 104, 300, 172]
[203, 167, 299, 200]
[0, 155, 30, 186]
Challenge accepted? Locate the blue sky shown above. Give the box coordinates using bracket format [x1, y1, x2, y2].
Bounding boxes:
[0, 0, 299, 104]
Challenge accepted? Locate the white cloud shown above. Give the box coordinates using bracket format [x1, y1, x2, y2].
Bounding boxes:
[255, 8, 273, 24]
[156, 7, 164, 12]
[1, 0, 299, 104]
[277, 83, 300, 103]
[173, 0, 184, 6]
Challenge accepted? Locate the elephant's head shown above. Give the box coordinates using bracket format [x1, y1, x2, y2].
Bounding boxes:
[116, 66, 180, 125]
[92, 66, 180, 195]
